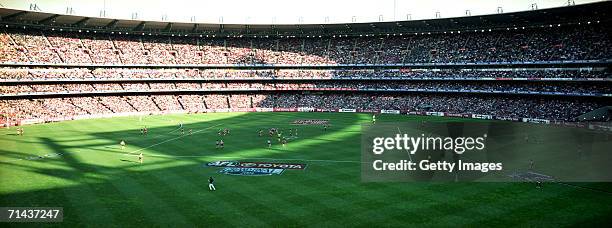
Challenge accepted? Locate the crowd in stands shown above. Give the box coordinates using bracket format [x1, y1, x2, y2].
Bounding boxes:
[0, 68, 609, 80]
[8, 32, 63, 63]
[0, 93, 603, 122]
[0, 33, 28, 63]
[1, 22, 609, 124]
[1, 81, 608, 95]
[98, 96, 135, 113]
[46, 32, 93, 64]
[72, 97, 113, 114]
[153, 95, 183, 111]
[1, 23, 609, 65]
[126, 96, 160, 112]
[178, 95, 207, 111]
[203, 95, 229, 109]
[81, 35, 122, 64]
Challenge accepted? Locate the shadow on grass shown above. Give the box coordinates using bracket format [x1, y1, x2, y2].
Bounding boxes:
[0, 112, 369, 226]
[2, 112, 611, 227]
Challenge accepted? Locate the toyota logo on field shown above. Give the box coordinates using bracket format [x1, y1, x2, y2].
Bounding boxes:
[207, 161, 307, 170]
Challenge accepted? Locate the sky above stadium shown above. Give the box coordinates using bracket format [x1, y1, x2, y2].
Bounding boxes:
[1, 0, 604, 24]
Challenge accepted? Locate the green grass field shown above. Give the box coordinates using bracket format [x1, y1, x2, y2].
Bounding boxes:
[1, 112, 611, 227]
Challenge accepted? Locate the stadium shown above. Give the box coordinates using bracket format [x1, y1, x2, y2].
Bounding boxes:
[0, 0, 611, 226]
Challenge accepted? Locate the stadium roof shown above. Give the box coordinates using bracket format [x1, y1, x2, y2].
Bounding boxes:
[0, 1, 610, 37]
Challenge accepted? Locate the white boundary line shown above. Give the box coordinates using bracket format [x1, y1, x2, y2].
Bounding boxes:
[102, 126, 184, 150]
[137, 126, 183, 141]
[126, 124, 222, 155]
[155, 126, 183, 137]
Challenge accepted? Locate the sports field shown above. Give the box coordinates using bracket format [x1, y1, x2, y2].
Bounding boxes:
[1, 112, 611, 227]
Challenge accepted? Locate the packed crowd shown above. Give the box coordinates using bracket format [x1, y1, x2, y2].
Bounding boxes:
[1, 68, 609, 80]
[258, 94, 601, 121]
[1, 22, 609, 65]
[1, 81, 608, 95]
[0, 93, 603, 122]
[1, 22, 609, 124]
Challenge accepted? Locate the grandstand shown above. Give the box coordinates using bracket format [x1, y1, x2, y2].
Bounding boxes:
[0, 2, 611, 125]
[0, 1, 611, 226]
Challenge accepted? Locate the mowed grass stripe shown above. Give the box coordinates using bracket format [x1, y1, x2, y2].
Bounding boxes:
[205, 175, 297, 227]
[61, 183, 119, 226]
[291, 157, 526, 227]
[217, 173, 334, 226]
[473, 187, 584, 227]
[275, 163, 386, 227]
[357, 182, 519, 226]
[106, 172, 194, 226]
[32, 123, 119, 226]
[59, 120, 194, 226]
[139, 164, 243, 227]
[466, 184, 612, 227]
[517, 192, 612, 227]
[180, 172, 275, 226]
[386, 184, 515, 227]
[306, 162, 479, 226]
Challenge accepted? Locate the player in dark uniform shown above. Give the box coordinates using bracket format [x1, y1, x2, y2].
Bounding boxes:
[258, 129, 263, 137]
[215, 140, 220, 149]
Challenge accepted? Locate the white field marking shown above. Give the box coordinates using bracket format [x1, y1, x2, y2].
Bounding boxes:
[148, 126, 183, 140]
[285, 136, 299, 140]
[397, 127, 413, 162]
[146, 154, 365, 164]
[99, 126, 184, 150]
[126, 124, 221, 155]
